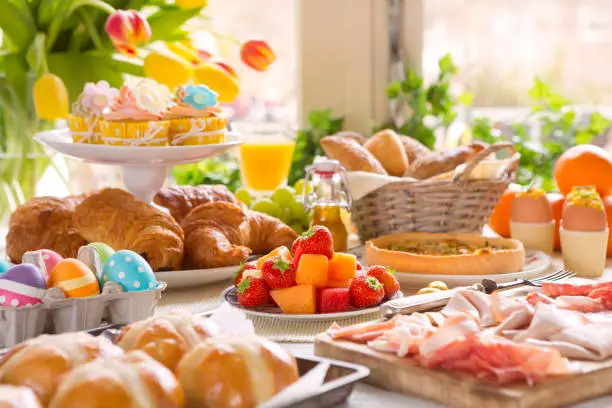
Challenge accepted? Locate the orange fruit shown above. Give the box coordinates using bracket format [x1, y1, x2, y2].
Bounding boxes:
[489, 183, 522, 237]
[547, 193, 565, 250]
[604, 196, 612, 257]
[554, 145, 612, 197]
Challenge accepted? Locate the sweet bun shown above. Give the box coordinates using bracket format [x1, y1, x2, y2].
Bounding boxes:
[48, 351, 185, 408]
[115, 309, 220, 371]
[0, 332, 123, 405]
[176, 335, 299, 408]
[364, 129, 409, 176]
[0, 385, 42, 408]
[320, 136, 387, 174]
[332, 131, 366, 145]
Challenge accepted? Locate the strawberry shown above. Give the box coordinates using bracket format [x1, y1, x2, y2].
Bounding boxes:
[237, 276, 270, 308]
[292, 225, 334, 267]
[366, 265, 400, 297]
[234, 261, 257, 286]
[349, 275, 384, 308]
[356, 261, 364, 271]
[261, 257, 296, 289]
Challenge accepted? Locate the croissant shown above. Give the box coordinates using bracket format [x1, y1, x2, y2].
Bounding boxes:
[247, 210, 298, 254]
[48, 351, 185, 408]
[154, 185, 240, 223]
[0, 332, 122, 405]
[5, 196, 88, 263]
[0, 385, 42, 408]
[181, 202, 251, 269]
[115, 309, 220, 371]
[176, 336, 299, 408]
[73, 188, 184, 271]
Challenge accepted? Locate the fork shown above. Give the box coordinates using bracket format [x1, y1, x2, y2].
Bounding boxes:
[379, 268, 576, 319]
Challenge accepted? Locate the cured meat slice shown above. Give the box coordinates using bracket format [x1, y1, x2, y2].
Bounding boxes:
[588, 287, 612, 309]
[513, 303, 585, 343]
[442, 290, 497, 327]
[542, 279, 612, 297]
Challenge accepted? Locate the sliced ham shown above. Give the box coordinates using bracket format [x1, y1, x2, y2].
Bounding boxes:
[542, 279, 612, 297]
[442, 290, 497, 327]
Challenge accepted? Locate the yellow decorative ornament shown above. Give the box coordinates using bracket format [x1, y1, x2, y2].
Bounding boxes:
[194, 63, 240, 103]
[176, 0, 208, 9]
[143, 52, 193, 89]
[33, 73, 69, 121]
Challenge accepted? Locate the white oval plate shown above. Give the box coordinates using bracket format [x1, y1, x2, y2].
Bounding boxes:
[393, 250, 552, 288]
[222, 286, 402, 321]
[34, 128, 243, 165]
[155, 265, 239, 289]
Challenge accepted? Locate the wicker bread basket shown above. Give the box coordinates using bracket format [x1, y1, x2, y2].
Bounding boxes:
[351, 143, 518, 242]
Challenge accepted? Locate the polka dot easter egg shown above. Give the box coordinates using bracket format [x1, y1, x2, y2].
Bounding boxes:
[86, 242, 115, 266]
[0, 259, 13, 277]
[102, 250, 157, 292]
[0, 264, 47, 307]
[40, 249, 63, 279]
[48, 259, 100, 298]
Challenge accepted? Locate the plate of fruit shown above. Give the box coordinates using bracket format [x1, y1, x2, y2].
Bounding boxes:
[223, 226, 402, 320]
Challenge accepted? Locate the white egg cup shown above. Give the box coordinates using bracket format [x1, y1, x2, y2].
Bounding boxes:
[560, 227, 609, 278]
[510, 220, 555, 255]
[0, 247, 166, 348]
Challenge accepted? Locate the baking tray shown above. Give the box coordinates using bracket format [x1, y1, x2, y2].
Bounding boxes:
[0, 322, 370, 408]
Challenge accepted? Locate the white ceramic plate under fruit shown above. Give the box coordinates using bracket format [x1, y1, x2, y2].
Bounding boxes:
[392, 249, 552, 289]
[155, 265, 239, 289]
[222, 286, 403, 321]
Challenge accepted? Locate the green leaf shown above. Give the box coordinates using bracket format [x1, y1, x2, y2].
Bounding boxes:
[26, 33, 48, 76]
[3, 53, 28, 109]
[386, 82, 402, 99]
[458, 92, 474, 106]
[438, 53, 457, 76]
[0, 0, 36, 50]
[148, 8, 202, 42]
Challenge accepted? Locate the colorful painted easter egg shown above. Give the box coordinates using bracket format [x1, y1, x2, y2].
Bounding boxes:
[0, 264, 47, 307]
[0, 259, 13, 277]
[48, 259, 100, 298]
[86, 242, 115, 266]
[40, 249, 63, 279]
[102, 250, 157, 292]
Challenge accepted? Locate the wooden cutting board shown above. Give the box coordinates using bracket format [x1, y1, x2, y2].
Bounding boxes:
[315, 333, 612, 408]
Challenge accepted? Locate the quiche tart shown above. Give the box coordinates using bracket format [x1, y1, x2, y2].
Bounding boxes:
[365, 232, 525, 275]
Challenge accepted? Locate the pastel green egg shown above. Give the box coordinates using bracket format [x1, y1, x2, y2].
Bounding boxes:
[86, 242, 115, 266]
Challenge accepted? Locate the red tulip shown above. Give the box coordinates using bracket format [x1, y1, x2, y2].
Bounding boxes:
[197, 48, 213, 62]
[105, 10, 151, 56]
[240, 39, 275, 71]
[209, 57, 238, 79]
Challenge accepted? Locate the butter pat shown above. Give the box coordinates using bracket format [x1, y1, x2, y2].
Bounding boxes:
[510, 221, 555, 255]
[560, 227, 608, 277]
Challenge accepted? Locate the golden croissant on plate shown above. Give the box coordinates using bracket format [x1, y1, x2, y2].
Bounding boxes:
[73, 188, 184, 271]
[247, 210, 298, 254]
[0, 332, 122, 405]
[114, 309, 220, 371]
[5, 195, 88, 263]
[48, 351, 185, 408]
[154, 184, 240, 223]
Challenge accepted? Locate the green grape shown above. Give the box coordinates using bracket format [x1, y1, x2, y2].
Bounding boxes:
[294, 179, 312, 195]
[235, 188, 253, 208]
[289, 221, 305, 235]
[271, 187, 296, 207]
[252, 199, 281, 218]
[277, 207, 292, 224]
[289, 201, 306, 220]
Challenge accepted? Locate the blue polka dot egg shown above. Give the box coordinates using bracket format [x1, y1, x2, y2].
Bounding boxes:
[101, 250, 157, 292]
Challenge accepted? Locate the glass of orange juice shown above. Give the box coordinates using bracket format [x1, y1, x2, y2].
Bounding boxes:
[236, 122, 296, 192]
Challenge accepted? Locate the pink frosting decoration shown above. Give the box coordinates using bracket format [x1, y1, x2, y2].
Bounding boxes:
[81, 81, 120, 115]
[165, 103, 222, 119]
[104, 86, 162, 121]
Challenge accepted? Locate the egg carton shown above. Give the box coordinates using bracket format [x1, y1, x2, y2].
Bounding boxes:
[0, 247, 166, 348]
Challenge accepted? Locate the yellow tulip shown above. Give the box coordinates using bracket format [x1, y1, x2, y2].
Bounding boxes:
[194, 63, 240, 103]
[165, 41, 201, 66]
[33, 73, 69, 121]
[143, 52, 193, 89]
[176, 0, 207, 10]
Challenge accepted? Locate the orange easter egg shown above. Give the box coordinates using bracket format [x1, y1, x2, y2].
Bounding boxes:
[48, 259, 100, 298]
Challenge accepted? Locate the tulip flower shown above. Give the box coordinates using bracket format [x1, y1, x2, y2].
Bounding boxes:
[194, 63, 240, 103]
[166, 42, 201, 66]
[176, 0, 208, 9]
[33, 73, 69, 121]
[197, 48, 213, 62]
[105, 10, 151, 56]
[209, 58, 238, 80]
[240, 39, 275, 71]
[144, 52, 193, 89]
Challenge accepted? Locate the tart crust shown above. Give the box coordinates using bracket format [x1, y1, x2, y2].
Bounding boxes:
[365, 232, 525, 275]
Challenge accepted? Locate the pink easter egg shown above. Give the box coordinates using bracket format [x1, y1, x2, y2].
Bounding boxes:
[0, 264, 46, 308]
[40, 249, 63, 279]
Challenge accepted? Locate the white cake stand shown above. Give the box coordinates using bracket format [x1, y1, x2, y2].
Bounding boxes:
[34, 128, 243, 203]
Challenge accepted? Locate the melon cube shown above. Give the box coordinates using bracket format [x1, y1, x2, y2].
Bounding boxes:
[257, 246, 292, 269]
[296, 254, 328, 288]
[326, 279, 351, 288]
[319, 288, 350, 313]
[270, 284, 316, 314]
[328, 253, 357, 282]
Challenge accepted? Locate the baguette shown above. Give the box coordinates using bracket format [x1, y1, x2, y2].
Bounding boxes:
[405, 142, 487, 179]
[321, 136, 387, 174]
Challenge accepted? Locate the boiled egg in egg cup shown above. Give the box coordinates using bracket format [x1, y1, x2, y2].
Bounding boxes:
[560, 186, 608, 277]
[510, 187, 555, 254]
